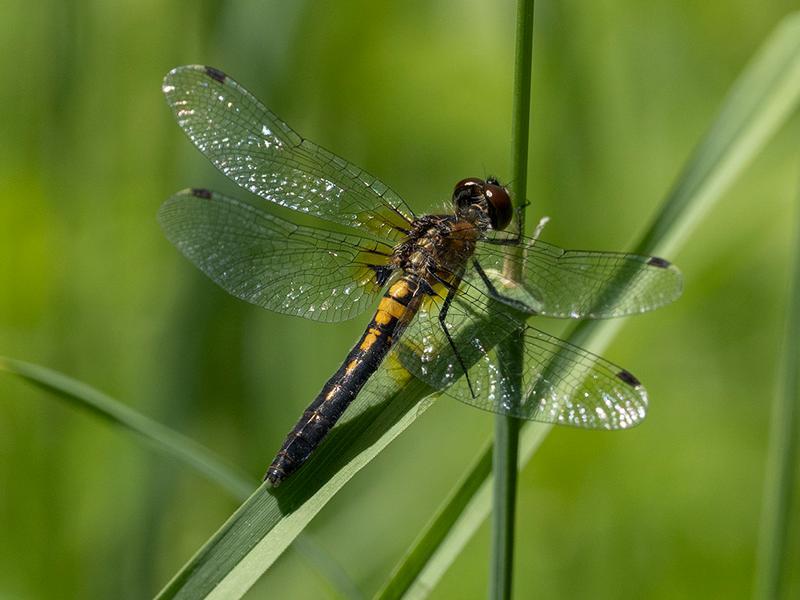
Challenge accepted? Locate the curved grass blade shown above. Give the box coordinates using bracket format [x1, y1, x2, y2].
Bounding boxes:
[377, 426, 551, 600]
[754, 173, 800, 599]
[635, 11, 800, 259]
[377, 12, 800, 598]
[155, 360, 435, 599]
[0, 355, 254, 500]
[294, 535, 366, 600]
[0, 356, 362, 599]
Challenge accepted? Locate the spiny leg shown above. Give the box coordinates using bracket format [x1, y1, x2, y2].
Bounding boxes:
[472, 258, 537, 314]
[431, 270, 477, 399]
[484, 209, 548, 246]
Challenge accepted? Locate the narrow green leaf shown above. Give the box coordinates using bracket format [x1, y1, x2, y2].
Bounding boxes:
[754, 173, 800, 599]
[375, 441, 493, 600]
[635, 11, 800, 259]
[388, 425, 551, 600]
[0, 356, 254, 501]
[293, 535, 366, 600]
[0, 357, 362, 599]
[379, 11, 800, 598]
[153, 359, 435, 599]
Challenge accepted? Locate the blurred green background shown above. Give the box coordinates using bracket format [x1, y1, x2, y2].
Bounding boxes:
[1, 0, 798, 598]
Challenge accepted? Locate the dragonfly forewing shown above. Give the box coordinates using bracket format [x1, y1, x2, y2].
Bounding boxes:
[474, 237, 682, 318]
[163, 65, 415, 242]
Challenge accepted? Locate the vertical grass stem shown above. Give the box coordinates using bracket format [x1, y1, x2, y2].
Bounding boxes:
[489, 0, 535, 598]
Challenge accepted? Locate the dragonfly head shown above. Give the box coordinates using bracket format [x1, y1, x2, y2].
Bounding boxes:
[452, 177, 513, 231]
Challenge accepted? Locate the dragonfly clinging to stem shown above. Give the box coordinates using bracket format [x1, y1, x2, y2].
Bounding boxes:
[159, 65, 683, 486]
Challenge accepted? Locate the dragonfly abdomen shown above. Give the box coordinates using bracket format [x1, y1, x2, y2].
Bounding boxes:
[266, 275, 426, 486]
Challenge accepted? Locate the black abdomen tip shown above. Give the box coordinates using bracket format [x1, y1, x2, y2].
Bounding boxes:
[204, 66, 227, 83]
[264, 467, 284, 487]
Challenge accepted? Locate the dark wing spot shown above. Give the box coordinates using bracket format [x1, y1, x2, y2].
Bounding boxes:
[616, 369, 641, 387]
[647, 256, 671, 268]
[204, 66, 227, 84]
[190, 188, 213, 199]
[370, 265, 393, 287]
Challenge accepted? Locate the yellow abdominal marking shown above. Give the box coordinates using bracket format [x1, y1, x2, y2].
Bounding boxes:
[389, 280, 411, 298]
[374, 310, 393, 326]
[360, 332, 378, 351]
[325, 385, 340, 401]
[378, 297, 407, 319]
[345, 359, 360, 375]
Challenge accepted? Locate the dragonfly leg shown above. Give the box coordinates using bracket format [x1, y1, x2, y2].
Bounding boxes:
[484, 208, 548, 245]
[432, 270, 477, 398]
[484, 234, 521, 246]
[472, 258, 537, 314]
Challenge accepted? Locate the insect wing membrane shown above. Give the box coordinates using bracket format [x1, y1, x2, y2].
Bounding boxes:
[163, 65, 415, 242]
[395, 269, 648, 430]
[158, 189, 393, 322]
[474, 237, 682, 318]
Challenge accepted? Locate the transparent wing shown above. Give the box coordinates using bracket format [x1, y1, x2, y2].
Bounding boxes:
[162, 65, 415, 243]
[158, 188, 395, 322]
[473, 236, 682, 318]
[394, 277, 647, 429]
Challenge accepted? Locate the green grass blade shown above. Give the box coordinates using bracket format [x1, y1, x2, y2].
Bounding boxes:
[375, 425, 552, 600]
[375, 441, 493, 600]
[0, 355, 255, 501]
[154, 361, 437, 599]
[753, 174, 800, 599]
[293, 535, 366, 600]
[490, 0, 535, 598]
[386, 426, 552, 600]
[0, 356, 363, 600]
[635, 12, 800, 259]
[377, 12, 800, 598]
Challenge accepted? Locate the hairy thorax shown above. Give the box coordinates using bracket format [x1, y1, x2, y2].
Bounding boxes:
[391, 215, 482, 286]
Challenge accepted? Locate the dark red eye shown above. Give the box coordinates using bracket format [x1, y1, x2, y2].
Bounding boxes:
[484, 183, 512, 230]
[452, 177, 485, 207]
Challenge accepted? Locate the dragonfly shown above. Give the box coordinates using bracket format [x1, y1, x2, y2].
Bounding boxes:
[159, 65, 683, 486]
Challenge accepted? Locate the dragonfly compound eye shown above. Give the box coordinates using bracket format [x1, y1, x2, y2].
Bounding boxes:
[484, 183, 512, 230]
[452, 177, 485, 209]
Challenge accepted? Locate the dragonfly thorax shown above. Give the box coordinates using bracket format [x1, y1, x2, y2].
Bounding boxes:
[391, 214, 480, 284]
